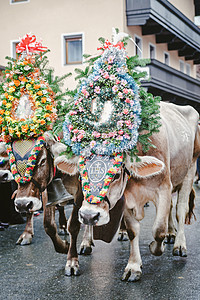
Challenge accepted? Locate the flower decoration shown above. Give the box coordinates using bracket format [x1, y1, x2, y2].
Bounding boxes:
[6, 135, 45, 184]
[0, 34, 57, 142]
[63, 43, 141, 156]
[79, 153, 123, 204]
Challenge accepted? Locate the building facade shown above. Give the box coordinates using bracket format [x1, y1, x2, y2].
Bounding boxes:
[0, 0, 200, 112]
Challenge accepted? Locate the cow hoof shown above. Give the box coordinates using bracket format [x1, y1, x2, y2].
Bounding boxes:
[165, 234, 175, 244]
[173, 246, 187, 257]
[16, 235, 32, 245]
[79, 245, 92, 255]
[118, 231, 128, 241]
[65, 259, 80, 276]
[58, 228, 68, 236]
[149, 241, 165, 256]
[121, 270, 141, 282]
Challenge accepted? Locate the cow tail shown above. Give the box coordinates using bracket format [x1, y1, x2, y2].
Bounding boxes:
[185, 187, 196, 225]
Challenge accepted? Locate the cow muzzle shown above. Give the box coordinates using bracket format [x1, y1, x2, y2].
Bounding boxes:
[15, 196, 42, 213]
[78, 202, 110, 226]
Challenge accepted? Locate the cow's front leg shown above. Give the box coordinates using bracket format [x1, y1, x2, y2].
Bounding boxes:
[121, 208, 142, 282]
[65, 204, 81, 276]
[149, 186, 171, 256]
[79, 225, 94, 255]
[43, 190, 69, 254]
[16, 212, 34, 245]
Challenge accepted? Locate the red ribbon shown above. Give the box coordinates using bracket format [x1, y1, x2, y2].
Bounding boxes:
[16, 33, 47, 54]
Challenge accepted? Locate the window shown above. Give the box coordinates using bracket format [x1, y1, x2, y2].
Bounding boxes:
[179, 60, 185, 73]
[186, 63, 191, 76]
[164, 52, 170, 65]
[10, 0, 29, 3]
[11, 41, 20, 59]
[149, 44, 156, 59]
[135, 36, 142, 58]
[63, 35, 83, 65]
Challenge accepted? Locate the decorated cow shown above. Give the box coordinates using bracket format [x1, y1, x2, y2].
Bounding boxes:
[53, 32, 200, 281]
[0, 34, 73, 246]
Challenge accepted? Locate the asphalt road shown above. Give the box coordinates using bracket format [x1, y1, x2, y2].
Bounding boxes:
[1, 184, 200, 300]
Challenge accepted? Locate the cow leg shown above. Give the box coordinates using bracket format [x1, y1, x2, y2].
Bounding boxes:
[122, 208, 142, 282]
[173, 165, 196, 257]
[79, 225, 94, 255]
[16, 212, 34, 245]
[43, 190, 69, 254]
[149, 185, 171, 256]
[65, 204, 81, 276]
[118, 216, 128, 241]
[165, 198, 177, 244]
[57, 205, 68, 235]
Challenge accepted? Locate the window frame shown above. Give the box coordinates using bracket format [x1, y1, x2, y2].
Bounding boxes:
[134, 35, 142, 58]
[164, 51, 170, 66]
[179, 60, 185, 73]
[149, 43, 156, 59]
[11, 40, 20, 59]
[10, 0, 29, 4]
[62, 33, 84, 66]
[185, 63, 191, 76]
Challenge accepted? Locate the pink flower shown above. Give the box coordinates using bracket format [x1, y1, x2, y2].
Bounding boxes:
[112, 85, 118, 93]
[72, 136, 77, 142]
[75, 100, 79, 105]
[107, 56, 114, 64]
[103, 140, 108, 145]
[110, 75, 116, 81]
[94, 86, 101, 94]
[77, 133, 84, 141]
[124, 133, 130, 140]
[117, 120, 123, 127]
[130, 100, 134, 106]
[125, 98, 131, 103]
[102, 133, 108, 139]
[121, 79, 127, 86]
[96, 132, 101, 138]
[115, 79, 120, 84]
[118, 130, 124, 135]
[69, 110, 77, 116]
[92, 131, 98, 137]
[79, 107, 84, 112]
[116, 135, 123, 140]
[125, 120, 131, 126]
[107, 65, 112, 70]
[90, 140, 96, 147]
[108, 131, 116, 137]
[89, 82, 93, 88]
[68, 125, 73, 132]
[123, 109, 129, 114]
[103, 72, 109, 79]
[123, 88, 129, 94]
[73, 129, 79, 134]
[81, 88, 89, 98]
[118, 92, 123, 99]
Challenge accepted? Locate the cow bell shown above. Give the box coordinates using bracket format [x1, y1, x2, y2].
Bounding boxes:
[46, 178, 74, 207]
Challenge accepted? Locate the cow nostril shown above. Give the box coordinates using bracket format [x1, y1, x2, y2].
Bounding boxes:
[26, 201, 33, 210]
[92, 212, 100, 223]
[2, 173, 8, 180]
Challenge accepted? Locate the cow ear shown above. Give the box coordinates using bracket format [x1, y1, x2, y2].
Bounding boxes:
[44, 132, 67, 159]
[54, 155, 79, 175]
[0, 142, 8, 157]
[130, 156, 165, 178]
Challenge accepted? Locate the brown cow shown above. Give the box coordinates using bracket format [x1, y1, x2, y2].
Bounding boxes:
[54, 102, 200, 281]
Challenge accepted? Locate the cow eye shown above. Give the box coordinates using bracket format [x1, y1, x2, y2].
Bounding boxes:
[39, 158, 46, 167]
[113, 173, 120, 181]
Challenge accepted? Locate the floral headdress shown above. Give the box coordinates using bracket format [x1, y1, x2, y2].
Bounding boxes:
[63, 38, 141, 157]
[0, 33, 57, 142]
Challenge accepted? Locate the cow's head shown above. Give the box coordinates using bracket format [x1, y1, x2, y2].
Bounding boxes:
[0, 134, 60, 213]
[55, 152, 129, 226]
